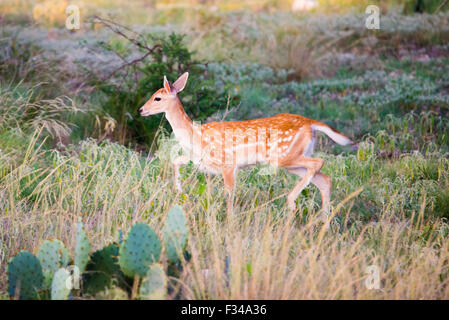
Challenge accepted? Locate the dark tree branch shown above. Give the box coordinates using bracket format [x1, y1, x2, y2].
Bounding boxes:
[90, 15, 163, 82]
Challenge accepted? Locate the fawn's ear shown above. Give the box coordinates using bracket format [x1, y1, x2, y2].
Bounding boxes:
[163, 75, 173, 94]
[172, 72, 189, 93]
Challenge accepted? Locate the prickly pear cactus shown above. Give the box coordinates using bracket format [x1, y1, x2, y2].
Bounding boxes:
[7, 250, 44, 300]
[139, 264, 167, 300]
[83, 243, 126, 295]
[37, 239, 70, 288]
[163, 205, 188, 263]
[75, 217, 91, 274]
[51, 268, 71, 300]
[119, 223, 161, 278]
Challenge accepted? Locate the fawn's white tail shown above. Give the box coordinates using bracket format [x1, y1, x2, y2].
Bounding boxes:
[311, 124, 353, 146]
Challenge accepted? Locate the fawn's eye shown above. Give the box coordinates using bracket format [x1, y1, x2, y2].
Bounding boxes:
[154, 97, 161, 101]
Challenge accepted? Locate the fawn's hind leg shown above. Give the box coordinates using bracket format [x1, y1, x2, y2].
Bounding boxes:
[286, 167, 331, 215]
[281, 157, 324, 211]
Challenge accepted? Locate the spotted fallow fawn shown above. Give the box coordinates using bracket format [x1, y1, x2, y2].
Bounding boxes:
[140, 72, 353, 214]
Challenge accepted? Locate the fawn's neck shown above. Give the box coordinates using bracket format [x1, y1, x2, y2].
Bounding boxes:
[165, 98, 197, 150]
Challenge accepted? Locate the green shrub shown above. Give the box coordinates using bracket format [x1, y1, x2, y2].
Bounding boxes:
[433, 188, 449, 219]
[94, 31, 239, 146]
[403, 0, 449, 14]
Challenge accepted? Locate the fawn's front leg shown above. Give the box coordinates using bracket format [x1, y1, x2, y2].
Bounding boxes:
[172, 155, 190, 192]
[222, 167, 237, 214]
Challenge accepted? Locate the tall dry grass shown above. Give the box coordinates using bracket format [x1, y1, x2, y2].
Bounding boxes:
[1, 130, 448, 299]
[181, 181, 449, 299]
[0, 85, 84, 144]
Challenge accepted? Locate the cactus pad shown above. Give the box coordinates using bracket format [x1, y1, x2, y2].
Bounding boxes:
[75, 217, 91, 274]
[83, 243, 126, 295]
[139, 264, 167, 300]
[7, 250, 44, 300]
[119, 223, 161, 278]
[163, 205, 188, 263]
[51, 268, 71, 300]
[37, 239, 70, 288]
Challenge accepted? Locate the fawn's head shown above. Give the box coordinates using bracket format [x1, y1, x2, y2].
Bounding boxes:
[139, 72, 189, 116]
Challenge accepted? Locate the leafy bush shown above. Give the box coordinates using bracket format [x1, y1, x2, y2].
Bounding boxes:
[403, 0, 449, 14]
[92, 24, 240, 147]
